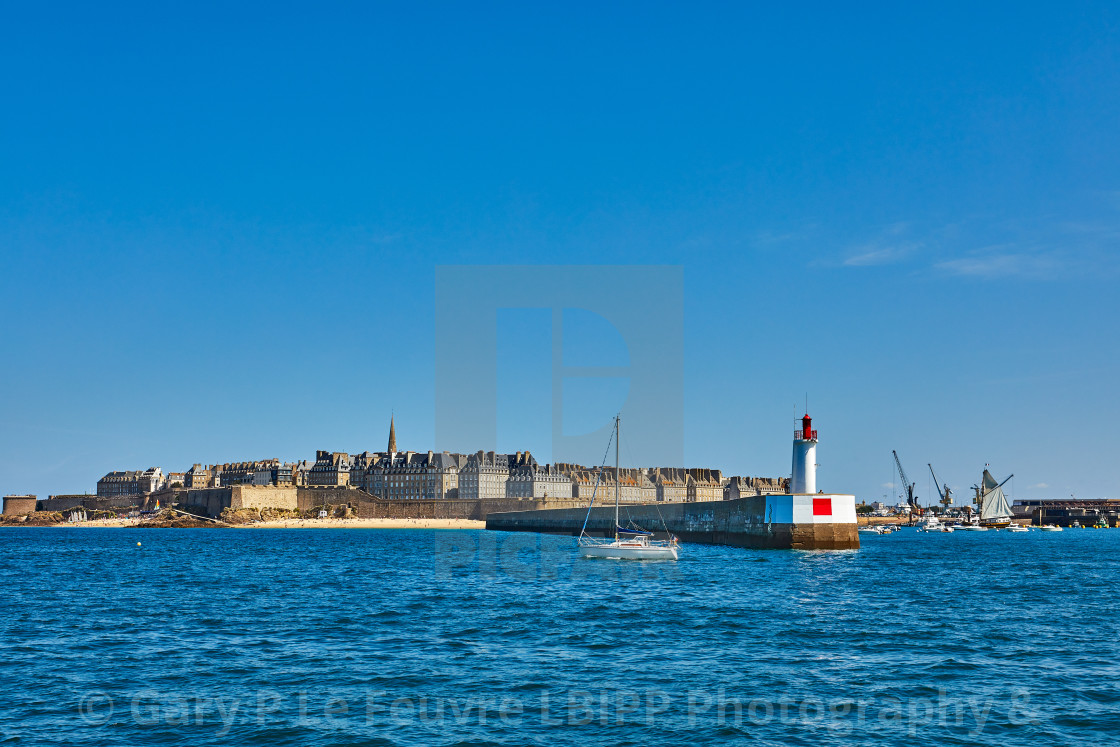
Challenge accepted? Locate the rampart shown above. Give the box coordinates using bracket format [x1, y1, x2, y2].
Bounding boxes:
[2, 496, 38, 516]
[352, 495, 586, 520]
[36, 494, 146, 513]
[160, 485, 588, 520]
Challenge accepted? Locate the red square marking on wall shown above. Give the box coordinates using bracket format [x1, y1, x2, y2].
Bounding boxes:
[812, 498, 832, 516]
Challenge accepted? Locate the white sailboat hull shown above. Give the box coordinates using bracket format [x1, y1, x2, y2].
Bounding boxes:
[575, 414, 681, 561]
[578, 541, 679, 560]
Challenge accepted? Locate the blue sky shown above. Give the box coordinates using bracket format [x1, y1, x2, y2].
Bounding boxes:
[2, 2, 1118, 505]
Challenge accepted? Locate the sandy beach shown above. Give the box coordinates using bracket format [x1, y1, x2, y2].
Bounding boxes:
[239, 518, 487, 530]
[48, 518, 142, 528]
[50, 517, 486, 530]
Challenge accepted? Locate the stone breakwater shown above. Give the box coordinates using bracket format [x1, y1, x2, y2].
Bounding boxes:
[486, 494, 860, 550]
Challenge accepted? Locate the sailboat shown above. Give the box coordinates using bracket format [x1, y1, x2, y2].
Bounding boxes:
[578, 415, 680, 560]
[975, 469, 1014, 529]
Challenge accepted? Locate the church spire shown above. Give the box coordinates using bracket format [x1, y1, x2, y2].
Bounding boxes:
[388, 416, 397, 453]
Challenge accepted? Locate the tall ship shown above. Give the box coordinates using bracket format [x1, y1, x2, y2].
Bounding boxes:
[974, 469, 1014, 528]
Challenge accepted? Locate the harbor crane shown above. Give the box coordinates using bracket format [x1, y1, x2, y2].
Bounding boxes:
[892, 450, 920, 515]
[928, 464, 953, 511]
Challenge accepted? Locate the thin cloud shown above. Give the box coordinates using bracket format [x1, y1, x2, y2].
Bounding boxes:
[842, 222, 921, 267]
[843, 243, 919, 266]
[752, 225, 817, 248]
[934, 251, 1062, 278]
[825, 214, 1120, 276]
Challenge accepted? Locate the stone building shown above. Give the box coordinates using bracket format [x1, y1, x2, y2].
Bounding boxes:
[213, 461, 260, 486]
[185, 464, 212, 488]
[646, 467, 724, 503]
[686, 468, 724, 502]
[307, 451, 352, 486]
[724, 476, 789, 501]
[568, 468, 608, 503]
[353, 450, 467, 500]
[421, 451, 466, 499]
[652, 468, 689, 503]
[292, 461, 314, 487]
[165, 472, 186, 488]
[349, 451, 381, 493]
[97, 470, 143, 498]
[459, 451, 513, 500]
[138, 467, 164, 494]
[506, 453, 574, 499]
[567, 466, 654, 504]
[616, 467, 656, 503]
[203, 459, 291, 487]
[252, 460, 293, 486]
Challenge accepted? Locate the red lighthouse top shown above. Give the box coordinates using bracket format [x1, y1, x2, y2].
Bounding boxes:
[796, 414, 818, 441]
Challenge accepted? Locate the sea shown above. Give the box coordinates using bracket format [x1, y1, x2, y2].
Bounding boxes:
[1, 526, 1117, 746]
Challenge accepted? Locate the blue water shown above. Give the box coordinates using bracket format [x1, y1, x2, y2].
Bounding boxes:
[1, 527, 1118, 745]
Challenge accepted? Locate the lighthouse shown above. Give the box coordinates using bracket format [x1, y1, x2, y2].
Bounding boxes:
[790, 413, 818, 494]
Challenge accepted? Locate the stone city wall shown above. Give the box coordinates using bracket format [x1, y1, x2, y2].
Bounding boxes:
[297, 487, 363, 512]
[230, 485, 298, 512]
[2, 496, 38, 516]
[352, 495, 587, 521]
[35, 495, 145, 513]
[20, 485, 666, 522]
[169, 487, 233, 517]
[36, 495, 88, 512]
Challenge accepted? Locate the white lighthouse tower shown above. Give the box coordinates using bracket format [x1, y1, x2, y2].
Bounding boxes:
[790, 413, 817, 494]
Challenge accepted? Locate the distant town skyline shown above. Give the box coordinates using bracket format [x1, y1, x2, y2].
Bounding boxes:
[3, 3, 1119, 504]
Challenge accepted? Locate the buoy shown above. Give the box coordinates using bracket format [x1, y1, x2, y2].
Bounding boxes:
[137, 541, 141, 546]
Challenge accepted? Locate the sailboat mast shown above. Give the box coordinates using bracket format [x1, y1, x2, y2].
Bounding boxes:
[614, 414, 620, 540]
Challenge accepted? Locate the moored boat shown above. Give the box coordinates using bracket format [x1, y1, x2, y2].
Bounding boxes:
[579, 530, 680, 559]
[577, 415, 679, 561]
[918, 515, 953, 533]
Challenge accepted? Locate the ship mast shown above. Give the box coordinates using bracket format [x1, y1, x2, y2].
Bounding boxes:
[614, 414, 620, 541]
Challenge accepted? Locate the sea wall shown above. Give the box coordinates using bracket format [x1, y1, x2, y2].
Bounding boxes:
[486, 494, 860, 550]
[171, 487, 233, 517]
[352, 496, 586, 521]
[230, 486, 298, 512]
[36, 494, 146, 513]
[297, 487, 363, 512]
[160, 485, 588, 520]
[37, 495, 88, 512]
